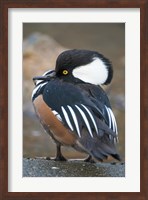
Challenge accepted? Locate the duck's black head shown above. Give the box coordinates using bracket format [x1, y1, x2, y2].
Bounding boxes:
[33, 49, 113, 87]
[55, 49, 113, 85]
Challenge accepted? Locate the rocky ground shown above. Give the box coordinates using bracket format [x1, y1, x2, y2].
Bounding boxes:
[23, 158, 125, 177]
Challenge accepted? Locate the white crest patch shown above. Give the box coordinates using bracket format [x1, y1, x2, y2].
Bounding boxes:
[72, 57, 108, 85]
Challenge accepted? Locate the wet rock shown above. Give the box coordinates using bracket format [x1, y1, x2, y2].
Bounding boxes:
[23, 157, 125, 177]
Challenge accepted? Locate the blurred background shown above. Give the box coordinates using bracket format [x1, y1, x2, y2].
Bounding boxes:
[23, 23, 125, 161]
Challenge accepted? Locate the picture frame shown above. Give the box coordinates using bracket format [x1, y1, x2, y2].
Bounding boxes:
[0, 0, 147, 199]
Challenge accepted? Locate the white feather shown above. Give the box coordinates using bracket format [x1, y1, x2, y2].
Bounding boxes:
[42, 70, 53, 76]
[108, 108, 118, 134]
[72, 57, 108, 85]
[81, 104, 98, 134]
[52, 110, 62, 122]
[105, 106, 118, 140]
[32, 82, 47, 99]
[35, 70, 53, 86]
[105, 106, 112, 129]
[75, 105, 93, 138]
[109, 109, 115, 132]
[67, 106, 81, 137]
[35, 80, 43, 85]
[61, 106, 74, 131]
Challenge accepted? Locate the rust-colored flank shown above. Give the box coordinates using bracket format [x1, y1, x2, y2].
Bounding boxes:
[33, 95, 76, 145]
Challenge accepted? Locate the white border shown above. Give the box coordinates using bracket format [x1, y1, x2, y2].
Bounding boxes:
[8, 8, 140, 192]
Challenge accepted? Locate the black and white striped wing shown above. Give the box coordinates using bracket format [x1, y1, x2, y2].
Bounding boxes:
[78, 83, 119, 141]
[60, 104, 97, 138]
[42, 79, 118, 142]
[104, 105, 118, 134]
[51, 103, 118, 142]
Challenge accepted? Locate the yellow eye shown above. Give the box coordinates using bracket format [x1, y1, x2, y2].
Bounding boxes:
[62, 70, 68, 75]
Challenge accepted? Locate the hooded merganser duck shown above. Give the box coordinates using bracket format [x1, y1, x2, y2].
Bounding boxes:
[32, 49, 121, 162]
